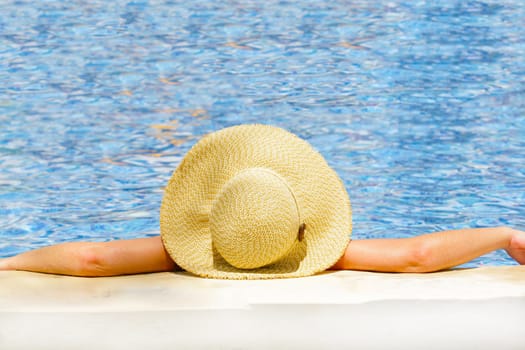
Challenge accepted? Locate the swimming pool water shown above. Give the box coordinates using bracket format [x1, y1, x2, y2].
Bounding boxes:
[1, 0, 524, 267]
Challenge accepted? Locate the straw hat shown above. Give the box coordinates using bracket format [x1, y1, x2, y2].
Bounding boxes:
[160, 124, 351, 279]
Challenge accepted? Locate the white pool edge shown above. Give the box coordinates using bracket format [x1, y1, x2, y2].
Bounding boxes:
[1, 266, 524, 350]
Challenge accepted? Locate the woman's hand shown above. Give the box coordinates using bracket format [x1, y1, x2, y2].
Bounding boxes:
[506, 228, 525, 264]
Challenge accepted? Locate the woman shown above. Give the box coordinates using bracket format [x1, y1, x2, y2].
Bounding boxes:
[1, 125, 524, 278]
[0, 227, 524, 277]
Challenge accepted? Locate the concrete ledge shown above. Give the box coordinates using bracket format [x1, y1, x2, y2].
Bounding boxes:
[1, 267, 524, 349]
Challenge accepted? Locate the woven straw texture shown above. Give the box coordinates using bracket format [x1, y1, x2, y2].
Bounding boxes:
[160, 124, 351, 279]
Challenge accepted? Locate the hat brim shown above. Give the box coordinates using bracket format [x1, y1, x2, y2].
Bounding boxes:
[160, 124, 351, 279]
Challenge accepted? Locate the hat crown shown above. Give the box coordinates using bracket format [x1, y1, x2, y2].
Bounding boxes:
[210, 168, 301, 269]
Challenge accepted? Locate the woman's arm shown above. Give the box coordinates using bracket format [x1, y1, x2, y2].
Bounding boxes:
[0, 236, 177, 277]
[331, 227, 525, 272]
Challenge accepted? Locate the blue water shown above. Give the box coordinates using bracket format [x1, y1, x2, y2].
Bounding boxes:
[1, 1, 524, 267]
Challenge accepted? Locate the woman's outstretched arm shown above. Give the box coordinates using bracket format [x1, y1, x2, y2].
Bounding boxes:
[331, 227, 525, 272]
[0, 236, 177, 277]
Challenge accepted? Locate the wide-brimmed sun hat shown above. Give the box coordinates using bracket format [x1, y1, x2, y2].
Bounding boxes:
[160, 124, 351, 279]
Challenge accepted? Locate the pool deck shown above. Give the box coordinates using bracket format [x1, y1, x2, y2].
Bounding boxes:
[1, 266, 524, 350]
